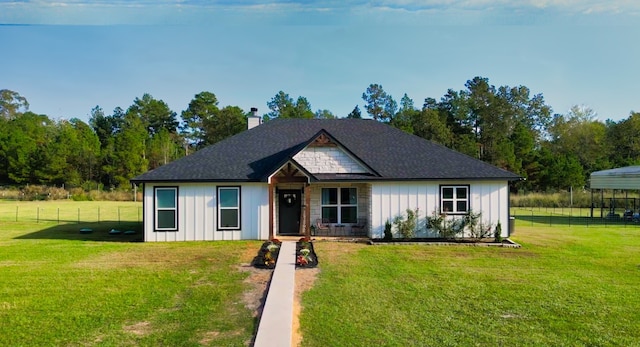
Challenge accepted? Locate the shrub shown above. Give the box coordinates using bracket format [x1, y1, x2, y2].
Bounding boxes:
[2, 185, 139, 201]
[465, 211, 493, 240]
[0, 187, 22, 200]
[393, 208, 419, 239]
[425, 210, 468, 239]
[47, 187, 68, 200]
[383, 220, 393, 240]
[510, 190, 593, 208]
[300, 240, 311, 250]
[266, 242, 280, 253]
[20, 185, 47, 201]
[494, 221, 503, 243]
[14, 185, 69, 201]
[69, 187, 91, 201]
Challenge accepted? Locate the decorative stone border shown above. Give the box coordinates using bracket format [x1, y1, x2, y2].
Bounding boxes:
[369, 238, 521, 248]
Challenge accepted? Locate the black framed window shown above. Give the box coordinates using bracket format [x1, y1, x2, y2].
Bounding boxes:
[154, 187, 177, 231]
[321, 187, 357, 223]
[217, 186, 241, 230]
[440, 185, 469, 214]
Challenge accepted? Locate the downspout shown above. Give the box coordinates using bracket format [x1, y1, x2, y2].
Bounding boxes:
[508, 178, 524, 237]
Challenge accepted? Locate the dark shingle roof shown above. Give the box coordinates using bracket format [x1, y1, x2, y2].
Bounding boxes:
[131, 119, 521, 183]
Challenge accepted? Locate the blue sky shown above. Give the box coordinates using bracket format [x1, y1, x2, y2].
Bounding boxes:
[1, 1, 639, 122]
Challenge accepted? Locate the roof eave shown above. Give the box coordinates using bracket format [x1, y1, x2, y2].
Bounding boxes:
[130, 178, 265, 184]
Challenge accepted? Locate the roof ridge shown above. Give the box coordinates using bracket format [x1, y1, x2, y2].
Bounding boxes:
[132, 118, 521, 183]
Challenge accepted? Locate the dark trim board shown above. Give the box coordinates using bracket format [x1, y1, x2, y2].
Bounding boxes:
[153, 186, 179, 232]
[216, 186, 242, 231]
[439, 184, 471, 215]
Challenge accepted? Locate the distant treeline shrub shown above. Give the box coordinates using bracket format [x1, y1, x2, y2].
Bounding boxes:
[0, 187, 21, 200]
[511, 190, 593, 208]
[69, 188, 140, 201]
[19, 185, 68, 201]
[0, 185, 140, 201]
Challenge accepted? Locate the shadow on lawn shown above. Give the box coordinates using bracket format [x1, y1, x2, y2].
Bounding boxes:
[514, 214, 640, 227]
[14, 221, 144, 242]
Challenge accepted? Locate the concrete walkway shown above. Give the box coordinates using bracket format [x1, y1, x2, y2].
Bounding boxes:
[253, 241, 296, 347]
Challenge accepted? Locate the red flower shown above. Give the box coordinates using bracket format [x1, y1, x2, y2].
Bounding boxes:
[296, 255, 308, 266]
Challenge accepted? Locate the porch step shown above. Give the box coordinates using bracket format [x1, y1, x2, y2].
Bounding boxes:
[253, 241, 296, 347]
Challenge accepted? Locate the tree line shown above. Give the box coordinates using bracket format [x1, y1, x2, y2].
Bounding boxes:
[0, 77, 638, 192]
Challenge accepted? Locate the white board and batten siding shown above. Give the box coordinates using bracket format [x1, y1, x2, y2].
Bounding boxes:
[143, 183, 269, 242]
[370, 181, 510, 238]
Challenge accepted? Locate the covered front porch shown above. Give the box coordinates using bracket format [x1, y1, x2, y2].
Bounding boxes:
[268, 178, 371, 239]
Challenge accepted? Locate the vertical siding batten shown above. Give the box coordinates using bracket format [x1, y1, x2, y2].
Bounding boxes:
[142, 182, 270, 242]
[143, 180, 510, 241]
[371, 181, 510, 239]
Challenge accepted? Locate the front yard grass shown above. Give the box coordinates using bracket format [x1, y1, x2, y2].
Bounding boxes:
[5, 201, 640, 346]
[300, 225, 640, 346]
[0, 216, 261, 346]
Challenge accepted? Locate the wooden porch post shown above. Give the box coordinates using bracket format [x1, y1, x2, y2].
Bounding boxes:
[268, 182, 274, 240]
[305, 184, 311, 238]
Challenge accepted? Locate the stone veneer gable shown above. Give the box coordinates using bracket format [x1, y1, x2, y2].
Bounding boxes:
[293, 147, 368, 174]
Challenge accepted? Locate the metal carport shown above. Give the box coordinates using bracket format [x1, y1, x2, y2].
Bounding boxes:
[590, 166, 640, 219]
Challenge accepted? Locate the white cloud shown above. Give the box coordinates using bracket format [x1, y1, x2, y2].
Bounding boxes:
[1, 0, 638, 25]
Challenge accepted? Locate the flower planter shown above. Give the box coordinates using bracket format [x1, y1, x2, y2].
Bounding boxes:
[251, 238, 320, 269]
[296, 240, 319, 268]
[252, 239, 282, 269]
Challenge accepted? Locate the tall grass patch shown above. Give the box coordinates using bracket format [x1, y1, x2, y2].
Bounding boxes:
[0, 185, 141, 201]
[510, 190, 593, 207]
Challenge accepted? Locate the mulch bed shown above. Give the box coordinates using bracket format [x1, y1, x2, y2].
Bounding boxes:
[252, 240, 282, 269]
[296, 241, 319, 268]
[251, 239, 320, 269]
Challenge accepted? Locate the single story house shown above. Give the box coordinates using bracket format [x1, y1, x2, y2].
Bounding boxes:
[131, 116, 520, 242]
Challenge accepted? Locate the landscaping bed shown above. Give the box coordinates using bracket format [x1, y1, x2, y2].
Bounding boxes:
[251, 238, 319, 269]
[252, 239, 282, 269]
[296, 239, 319, 268]
[370, 238, 521, 247]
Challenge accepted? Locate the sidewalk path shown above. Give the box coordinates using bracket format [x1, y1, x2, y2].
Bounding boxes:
[253, 241, 296, 347]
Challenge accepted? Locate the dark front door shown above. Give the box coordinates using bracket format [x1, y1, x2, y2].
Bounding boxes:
[278, 189, 302, 235]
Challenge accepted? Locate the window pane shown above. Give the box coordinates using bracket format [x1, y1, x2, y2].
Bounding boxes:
[442, 201, 454, 213]
[442, 187, 453, 199]
[219, 188, 238, 207]
[456, 201, 468, 212]
[157, 210, 176, 229]
[456, 187, 468, 199]
[220, 209, 239, 228]
[322, 188, 337, 205]
[340, 188, 357, 205]
[156, 189, 175, 208]
[322, 207, 338, 223]
[341, 206, 357, 223]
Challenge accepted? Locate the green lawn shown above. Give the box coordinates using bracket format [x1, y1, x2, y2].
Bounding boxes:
[0, 200, 142, 223]
[4, 202, 640, 346]
[511, 206, 640, 227]
[0, 203, 261, 346]
[300, 224, 640, 346]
